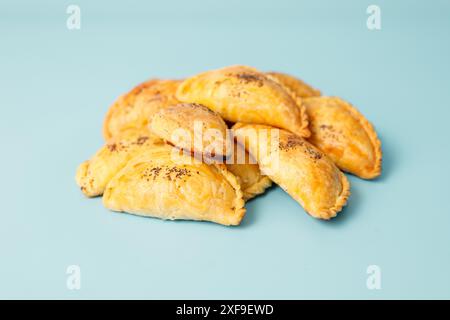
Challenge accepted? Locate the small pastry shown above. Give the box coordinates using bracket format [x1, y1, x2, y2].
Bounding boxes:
[103, 144, 246, 226]
[176, 65, 310, 137]
[151, 103, 231, 159]
[232, 123, 350, 219]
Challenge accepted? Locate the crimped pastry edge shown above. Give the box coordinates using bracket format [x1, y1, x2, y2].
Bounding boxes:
[214, 164, 247, 226]
[75, 160, 96, 197]
[265, 73, 310, 138]
[313, 170, 351, 220]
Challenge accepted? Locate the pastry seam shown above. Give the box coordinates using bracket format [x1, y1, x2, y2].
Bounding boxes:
[214, 164, 246, 225]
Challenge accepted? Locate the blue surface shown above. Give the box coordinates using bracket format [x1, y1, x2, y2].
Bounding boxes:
[1, 0, 449, 299]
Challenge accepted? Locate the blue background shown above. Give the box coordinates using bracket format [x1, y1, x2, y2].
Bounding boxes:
[1, 0, 449, 299]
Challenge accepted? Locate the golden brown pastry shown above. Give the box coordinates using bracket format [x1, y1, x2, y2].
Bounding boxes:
[151, 103, 231, 159]
[232, 123, 350, 219]
[103, 79, 181, 140]
[226, 142, 272, 201]
[302, 97, 382, 179]
[176, 65, 310, 137]
[103, 144, 246, 226]
[266, 72, 321, 98]
[76, 132, 161, 197]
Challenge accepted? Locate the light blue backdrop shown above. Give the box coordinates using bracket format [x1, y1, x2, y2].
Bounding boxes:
[0, 0, 449, 299]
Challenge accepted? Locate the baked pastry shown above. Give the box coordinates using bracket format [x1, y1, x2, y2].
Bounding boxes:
[232, 123, 350, 219]
[176, 65, 310, 137]
[151, 103, 231, 159]
[76, 132, 161, 197]
[226, 142, 272, 201]
[103, 79, 181, 140]
[103, 144, 246, 226]
[302, 97, 382, 179]
[149, 102, 271, 200]
[266, 72, 321, 98]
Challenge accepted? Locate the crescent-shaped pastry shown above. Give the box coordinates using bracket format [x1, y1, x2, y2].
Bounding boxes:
[302, 97, 382, 179]
[266, 72, 321, 98]
[103, 145, 246, 226]
[151, 103, 231, 159]
[226, 142, 272, 201]
[232, 123, 350, 219]
[103, 79, 181, 140]
[176, 65, 310, 137]
[76, 132, 161, 197]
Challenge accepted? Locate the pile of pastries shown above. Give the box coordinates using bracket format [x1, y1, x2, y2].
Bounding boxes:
[76, 65, 382, 226]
